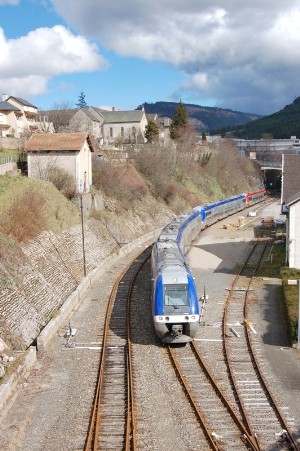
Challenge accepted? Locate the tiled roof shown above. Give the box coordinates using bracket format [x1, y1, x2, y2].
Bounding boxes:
[0, 101, 21, 112]
[282, 154, 300, 203]
[100, 110, 144, 123]
[25, 132, 97, 152]
[8, 96, 37, 108]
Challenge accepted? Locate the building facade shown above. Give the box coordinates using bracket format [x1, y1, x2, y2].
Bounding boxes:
[0, 95, 54, 137]
[26, 132, 98, 193]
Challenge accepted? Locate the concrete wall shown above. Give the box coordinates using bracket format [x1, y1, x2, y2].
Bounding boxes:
[0, 162, 18, 175]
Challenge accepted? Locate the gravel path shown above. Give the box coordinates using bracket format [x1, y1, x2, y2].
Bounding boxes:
[1, 200, 300, 450]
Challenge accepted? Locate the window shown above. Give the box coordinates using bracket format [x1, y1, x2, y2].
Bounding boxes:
[110, 127, 113, 137]
[121, 127, 124, 137]
[0, 114, 3, 123]
[164, 284, 188, 307]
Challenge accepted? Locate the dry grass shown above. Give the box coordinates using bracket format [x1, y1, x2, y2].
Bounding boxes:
[0, 175, 80, 236]
[0, 188, 47, 242]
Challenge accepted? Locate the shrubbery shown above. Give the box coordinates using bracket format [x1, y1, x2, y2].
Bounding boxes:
[92, 158, 148, 204]
[0, 189, 47, 242]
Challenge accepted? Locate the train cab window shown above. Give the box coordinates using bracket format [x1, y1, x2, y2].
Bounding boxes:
[164, 284, 188, 306]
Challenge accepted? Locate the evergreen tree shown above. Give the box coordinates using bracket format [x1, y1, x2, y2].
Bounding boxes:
[145, 120, 159, 143]
[170, 101, 188, 139]
[201, 131, 207, 141]
[76, 91, 88, 108]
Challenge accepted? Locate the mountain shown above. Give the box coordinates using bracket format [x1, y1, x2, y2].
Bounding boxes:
[137, 101, 261, 132]
[211, 97, 300, 139]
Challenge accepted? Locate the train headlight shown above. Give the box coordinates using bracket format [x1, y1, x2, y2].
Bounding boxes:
[159, 316, 163, 321]
[165, 316, 169, 321]
[185, 316, 189, 320]
[191, 315, 196, 320]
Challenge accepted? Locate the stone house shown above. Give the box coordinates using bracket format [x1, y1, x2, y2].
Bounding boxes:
[281, 154, 300, 268]
[0, 94, 54, 138]
[145, 113, 171, 144]
[69, 107, 104, 141]
[69, 107, 148, 145]
[26, 132, 98, 193]
[101, 109, 148, 145]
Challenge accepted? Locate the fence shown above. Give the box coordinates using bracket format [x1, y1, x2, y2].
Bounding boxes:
[0, 155, 18, 165]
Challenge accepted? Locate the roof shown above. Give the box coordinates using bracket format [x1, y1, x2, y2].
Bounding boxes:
[287, 190, 300, 207]
[80, 107, 103, 123]
[25, 132, 99, 153]
[282, 154, 300, 203]
[99, 109, 144, 123]
[7, 96, 37, 109]
[0, 101, 21, 112]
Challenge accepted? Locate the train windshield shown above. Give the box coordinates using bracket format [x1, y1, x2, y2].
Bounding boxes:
[164, 284, 188, 307]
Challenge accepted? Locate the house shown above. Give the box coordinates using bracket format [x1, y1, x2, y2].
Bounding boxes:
[69, 107, 148, 145]
[285, 192, 300, 269]
[101, 108, 148, 144]
[281, 154, 300, 268]
[26, 132, 99, 193]
[69, 107, 104, 141]
[0, 94, 54, 137]
[145, 113, 171, 144]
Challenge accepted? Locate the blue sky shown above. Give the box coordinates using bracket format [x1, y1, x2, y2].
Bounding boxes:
[1, 0, 300, 115]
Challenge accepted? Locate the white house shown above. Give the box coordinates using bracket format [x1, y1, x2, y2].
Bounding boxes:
[281, 154, 300, 268]
[285, 192, 300, 269]
[26, 132, 98, 193]
[0, 94, 54, 137]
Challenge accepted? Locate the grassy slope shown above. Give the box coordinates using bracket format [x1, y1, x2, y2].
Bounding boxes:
[0, 175, 80, 234]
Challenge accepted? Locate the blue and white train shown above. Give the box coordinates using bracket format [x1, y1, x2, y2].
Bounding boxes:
[151, 189, 266, 343]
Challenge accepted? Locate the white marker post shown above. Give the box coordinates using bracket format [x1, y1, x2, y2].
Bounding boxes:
[287, 279, 300, 350]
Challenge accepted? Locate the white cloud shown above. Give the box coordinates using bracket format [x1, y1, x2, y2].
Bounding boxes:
[0, 25, 107, 98]
[50, 0, 300, 113]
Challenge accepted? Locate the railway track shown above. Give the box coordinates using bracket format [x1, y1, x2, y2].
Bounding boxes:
[84, 246, 152, 451]
[223, 240, 299, 450]
[167, 240, 299, 450]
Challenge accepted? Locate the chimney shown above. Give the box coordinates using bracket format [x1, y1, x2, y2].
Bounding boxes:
[2, 94, 8, 101]
[112, 106, 115, 111]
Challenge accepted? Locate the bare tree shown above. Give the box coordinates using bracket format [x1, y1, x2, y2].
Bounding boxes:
[41, 102, 77, 132]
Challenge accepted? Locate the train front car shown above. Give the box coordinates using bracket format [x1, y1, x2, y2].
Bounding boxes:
[151, 241, 199, 343]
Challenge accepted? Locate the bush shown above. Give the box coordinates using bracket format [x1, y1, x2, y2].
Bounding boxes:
[47, 166, 76, 199]
[0, 189, 47, 242]
[92, 158, 148, 204]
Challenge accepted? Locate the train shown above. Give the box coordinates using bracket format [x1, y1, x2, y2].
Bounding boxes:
[151, 189, 266, 343]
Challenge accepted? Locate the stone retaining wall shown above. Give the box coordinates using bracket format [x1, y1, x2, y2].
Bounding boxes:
[0, 209, 171, 349]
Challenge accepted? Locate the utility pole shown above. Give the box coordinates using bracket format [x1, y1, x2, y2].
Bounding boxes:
[80, 194, 87, 277]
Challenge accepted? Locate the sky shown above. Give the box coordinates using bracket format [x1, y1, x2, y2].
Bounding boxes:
[1, 0, 300, 115]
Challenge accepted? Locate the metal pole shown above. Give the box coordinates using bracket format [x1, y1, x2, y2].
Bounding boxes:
[298, 280, 300, 350]
[80, 194, 87, 277]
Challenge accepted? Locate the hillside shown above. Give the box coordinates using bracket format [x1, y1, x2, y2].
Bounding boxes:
[212, 97, 300, 139]
[137, 101, 261, 132]
[0, 145, 263, 349]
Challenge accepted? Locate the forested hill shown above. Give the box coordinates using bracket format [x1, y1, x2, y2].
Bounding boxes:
[137, 101, 261, 132]
[212, 97, 300, 139]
